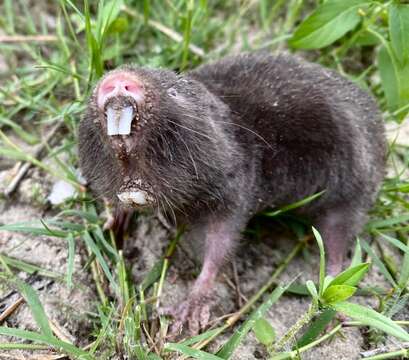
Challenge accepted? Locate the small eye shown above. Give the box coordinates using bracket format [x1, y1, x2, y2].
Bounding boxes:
[167, 88, 178, 97]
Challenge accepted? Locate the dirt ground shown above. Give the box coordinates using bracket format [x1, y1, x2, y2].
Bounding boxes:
[0, 121, 408, 359]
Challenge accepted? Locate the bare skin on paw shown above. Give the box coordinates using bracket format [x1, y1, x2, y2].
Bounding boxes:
[162, 294, 212, 335]
[103, 203, 134, 247]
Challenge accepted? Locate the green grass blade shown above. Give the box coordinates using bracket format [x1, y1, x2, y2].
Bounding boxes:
[295, 308, 336, 348]
[0, 254, 60, 278]
[361, 240, 397, 287]
[0, 327, 93, 359]
[312, 227, 326, 296]
[181, 327, 227, 346]
[14, 279, 53, 338]
[263, 191, 325, 217]
[82, 231, 119, 296]
[365, 214, 409, 232]
[66, 233, 75, 288]
[332, 301, 409, 342]
[0, 221, 68, 238]
[164, 343, 223, 359]
[377, 232, 409, 254]
[217, 285, 287, 359]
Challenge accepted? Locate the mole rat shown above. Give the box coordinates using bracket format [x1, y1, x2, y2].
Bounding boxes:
[78, 52, 386, 332]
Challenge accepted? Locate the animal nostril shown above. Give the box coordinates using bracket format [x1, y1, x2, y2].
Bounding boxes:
[97, 72, 143, 109]
[124, 83, 139, 94]
[101, 85, 116, 95]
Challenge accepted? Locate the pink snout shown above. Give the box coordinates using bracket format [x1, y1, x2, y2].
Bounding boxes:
[97, 72, 144, 109]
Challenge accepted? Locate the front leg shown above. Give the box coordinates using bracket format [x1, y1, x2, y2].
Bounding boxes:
[103, 201, 134, 248]
[166, 214, 243, 335]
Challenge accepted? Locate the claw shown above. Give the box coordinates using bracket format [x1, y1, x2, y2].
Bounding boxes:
[160, 296, 212, 336]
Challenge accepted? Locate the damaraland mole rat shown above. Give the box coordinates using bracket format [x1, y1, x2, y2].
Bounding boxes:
[79, 52, 386, 333]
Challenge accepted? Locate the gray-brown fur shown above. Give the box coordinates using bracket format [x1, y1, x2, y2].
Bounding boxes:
[78, 52, 386, 332]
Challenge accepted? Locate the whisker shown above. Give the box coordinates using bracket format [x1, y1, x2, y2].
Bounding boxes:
[176, 132, 199, 179]
[181, 112, 275, 151]
[164, 117, 215, 141]
[161, 193, 179, 223]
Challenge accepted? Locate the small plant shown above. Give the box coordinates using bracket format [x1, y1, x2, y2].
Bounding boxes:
[290, 0, 409, 122]
[264, 228, 409, 359]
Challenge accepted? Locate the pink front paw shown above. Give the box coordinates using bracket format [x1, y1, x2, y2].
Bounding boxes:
[161, 295, 212, 336]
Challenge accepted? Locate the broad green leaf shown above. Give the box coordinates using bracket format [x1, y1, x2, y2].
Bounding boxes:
[312, 227, 325, 297]
[389, 4, 409, 65]
[322, 285, 356, 304]
[328, 263, 369, 287]
[378, 44, 400, 113]
[378, 45, 409, 121]
[322, 275, 333, 293]
[296, 308, 337, 348]
[331, 301, 409, 342]
[217, 285, 287, 359]
[306, 280, 318, 299]
[107, 16, 128, 34]
[350, 238, 362, 267]
[285, 283, 310, 296]
[290, 0, 370, 49]
[253, 318, 276, 346]
[355, 30, 380, 46]
[164, 343, 223, 359]
[97, 0, 124, 40]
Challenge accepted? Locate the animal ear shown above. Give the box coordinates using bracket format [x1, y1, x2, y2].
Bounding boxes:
[167, 86, 178, 98]
[166, 83, 188, 103]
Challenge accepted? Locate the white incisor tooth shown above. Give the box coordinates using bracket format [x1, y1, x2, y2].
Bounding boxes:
[106, 106, 134, 136]
[106, 107, 119, 135]
[118, 106, 134, 135]
[117, 191, 148, 206]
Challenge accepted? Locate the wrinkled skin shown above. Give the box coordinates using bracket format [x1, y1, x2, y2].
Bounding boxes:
[78, 52, 386, 334]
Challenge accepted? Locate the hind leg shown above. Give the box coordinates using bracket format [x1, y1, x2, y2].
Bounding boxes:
[314, 207, 365, 275]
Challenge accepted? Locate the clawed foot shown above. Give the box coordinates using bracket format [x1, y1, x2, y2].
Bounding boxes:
[161, 295, 212, 336]
[103, 205, 134, 247]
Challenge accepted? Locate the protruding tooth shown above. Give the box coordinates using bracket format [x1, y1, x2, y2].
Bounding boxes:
[118, 106, 134, 135]
[117, 190, 149, 206]
[106, 107, 119, 135]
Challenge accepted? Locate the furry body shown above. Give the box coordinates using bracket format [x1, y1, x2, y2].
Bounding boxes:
[79, 52, 386, 332]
